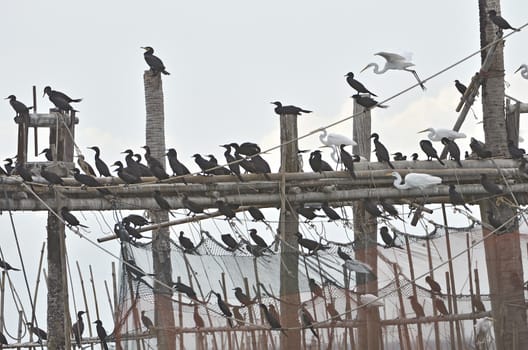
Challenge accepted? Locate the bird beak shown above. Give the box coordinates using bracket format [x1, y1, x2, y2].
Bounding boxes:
[359, 66, 369, 73]
[417, 129, 428, 134]
[319, 145, 330, 149]
[515, 66, 522, 74]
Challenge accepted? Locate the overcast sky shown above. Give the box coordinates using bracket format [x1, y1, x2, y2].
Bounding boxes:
[0, 0, 527, 342]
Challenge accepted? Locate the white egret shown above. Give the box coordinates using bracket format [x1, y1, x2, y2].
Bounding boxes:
[361, 52, 426, 91]
[418, 127, 466, 142]
[318, 128, 356, 163]
[390, 171, 442, 190]
[515, 64, 528, 79]
[358, 294, 384, 307]
[343, 259, 375, 276]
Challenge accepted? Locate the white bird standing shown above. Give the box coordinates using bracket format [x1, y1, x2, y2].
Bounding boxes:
[515, 64, 528, 79]
[358, 294, 384, 307]
[418, 127, 466, 142]
[361, 52, 426, 91]
[390, 171, 442, 190]
[318, 128, 357, 163]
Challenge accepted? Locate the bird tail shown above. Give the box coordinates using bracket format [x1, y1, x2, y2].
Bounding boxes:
[310, 326, 319, 339]
[227, 318, 234, 328]
[162, 70, 171, 75]
[102, 341, 109, 350]
[79, 223, 89, 228]
[300, 109, 312, 114]
[71, 98, 83, 103]
[12, 267, 21, 271]
[377, 104, 389, 108]
[387, 161, 395, 169]
[436, 157, 445, 166]
[457, 160, 463, 167]
[369, 91, 378, 97]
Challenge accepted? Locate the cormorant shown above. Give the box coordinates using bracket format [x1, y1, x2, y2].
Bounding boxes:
[454, 80, 467, 95]
[296, 206, 324, 222]
[114, 222, 131, 243]
[321, 203, 341, 221]
[4, 158, 14, 175]
[181, 193, 205, 216]
[246, 243, 266, 257]
[249, 228, 268, 249]
[435, 298, 449, 315]
[43, 86, 82, 103]
[380, 200, 403, 221]
[379, 226, 401, 248]
[120, 149, 142, 177]
[299, 304, 318, 339]
[508, 140, 525, 159]
[233, 287, 252, 306]
[480, 174, 503, 196]
[236, 142, 261, 157]
[425, 276, 442, 294]
[207, 154, 231, 175]
[214, 292, 233, 327]
[193, 305, 205, 328]
[123, 214, 150, 227]
[247, 154, 271, 179]
[472, 296, 486, 313]
[469, 137, 492, 159]
[271, 101, 311, 116]
[14, 163, 33, 182]
[351, 94, 388, 109]
[308, 278, 323, 298]
[363, 198, 386, 218]
[26, 322, 47, 343]
[392, 152, 406, 161]
[44, 88, 78, 113]
[0, 260, 20, 271]
[295, 232, 329, 254]
[179, 231, 197, 253]
[173, 281, 198, 300]
[166, 148, 191, 177]
[112, 161, 142, 184]
[141, 311, 154, 332]
[6, 95, 32, 119]
[40, 165, 65, 186]
[72, 310, 85, 348]
[309, 150, 333, 173]
[215, 200, 237, 219]
[61, 207, 88, 228]
[192, 154, 215, 175]
[247, 206, 265, 222]
[326, 302, 342, 322]
[77, 155, 96, 176]
[345, 72, 377, 96]
[488, 10, 520, 32]
[0, 332, 6, 346]
[221, 233, 239, 251]
[94, 320, 109, 350]
[153, 190, 176, 217]
[229, 143, 257, 173]
[150, 163, 170, 181]
[39, 148, 53, 161]
[340, 144, 357, 178]
[220, 144, 243, 180]
[268, 304, 280, 324]
[134, 154, 153, 176]
[370, 133, 394, 169]
[259, 304, 286, 335]
[449, 184, 472, 212]
[88, 146, 111, 177]
[411, 153, 419, 161]
[141, 46, 170, 75]
[441, 137, 462, 167]
[142, 145, 164, 170]
[408, 295, 425, 318]
[337, 247, 352, 261]
[72, 168, 111, 196]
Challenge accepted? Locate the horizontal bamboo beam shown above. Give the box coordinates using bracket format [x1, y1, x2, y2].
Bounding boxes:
[380, 311, 491, 326]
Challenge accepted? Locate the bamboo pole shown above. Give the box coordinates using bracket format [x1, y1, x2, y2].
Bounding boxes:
[466, 234, 477, 342]
[404, 236, 424, 350]
[392, 264, 411, 350]
[446, 272, 455, 350]
[76, 261, 94, 350]
[243, 277, 257, 350]
[220, 273, 233, 350]
[0, 271, 4, 337]
[177, 276, 184, 350]
[425, 237, 441, 350]
[104, 281, 114, 319]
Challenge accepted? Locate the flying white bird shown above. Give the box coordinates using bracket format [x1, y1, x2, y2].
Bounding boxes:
[361, 52, 426, 91]
[515, 64, 528, 79]
[318, 128, 357, 163]
[390, 171, 442, 190]
[418, 128, 467, 142]
[358, 294, 384, 307]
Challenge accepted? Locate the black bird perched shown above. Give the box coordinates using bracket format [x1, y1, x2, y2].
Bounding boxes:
[72, 168, 111, 196]
[392, 152, 407, 161]
[4, 158, 14, 175]
[123, 214, 150, 227]
[220, 144, 243, 181]
[488, 10, 520, 32]
[425, 276, 442, 294]
[214, 292, 233, 327]
[248, 154, 272, 179]
[249, 228, 268, 249]
[470, 137, 492, 159]
[61, 207, 88, 228]
[472, 296, 486, 313]
[207, 154, 232, 175]
[221, 233, 239, 251]
[141, 311, 154, 332]
[121, 149, 150, 177]
[0, 260, 20, 271]
[363, 199, 386, 218]
[233, 287, 253, 306]
[142, 145, 165, 170]
[232, 306, 245, 327]
[215, 200, 237, 219]
[411, 153, 419, 161]
[308, 278, 323, 299]
[435, 298, 450, 316]
[43, 86, 82, 104]
[296, 206, 324, 222]
[268, 304, 280, 325]
[309, 150, 333, 173]
[380, 199, 403, 221]
[72, 310, 85, 348]
[14, 162, 33, 182]
[419, 140, 444, 165]
[271, 101, 311, 116]
[233, 142, 261, 157]
[247, 206, 265, 222]
[40, 165, 64, 186]
[153, 190, 176, 217]
[0, 332, 6, 346]
[181, 193, 205, 216]
[326, 302, 342, 323]
[259, 304, 287, 335]
[246, 244, 266, 257]
[321, 203, 342, 221]
[43, 87, 78, 113]
[370, 133, 394, 169]
[299, 304, 319, 339]
[337, 247, 352, 261]
[449, 184, 472, 212]
[441, 137, 462, 167]
[134, 154, 154, 176]
[166, 148, 191, 177]
[39, 148, 53, 161]
[88, 146, 111, 177]
[26, 322, 47, 343]
[113, 161, 142, 184]
[94, 320, 109, 350]
[345, 72, 377, 96]
[480, 174, 503, 196]
[179, 231, 198, 254]
[379, 226, 401, 248]
[351, 94, 388, 109]
[508, 140, 525, 159]
[193, 305, 205, 328]
[295, 232, 329, 254]
[192, 153, 215, 175]
[339, 144, 357, 178]
[454, 80, 467, 95]
[6, 95, 32, 119]
[173, 281, 198, 301]
[141, 46, 170, 75]
[408, 296, 425, 318]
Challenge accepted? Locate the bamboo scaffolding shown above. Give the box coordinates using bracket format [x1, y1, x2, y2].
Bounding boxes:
[76, 261, 94, 350]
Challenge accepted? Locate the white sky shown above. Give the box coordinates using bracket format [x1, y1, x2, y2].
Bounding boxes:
[0, 0, 527, 342]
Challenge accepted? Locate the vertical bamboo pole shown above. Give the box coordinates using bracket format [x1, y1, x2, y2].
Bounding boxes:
[425, 237, 441, 350]
[393, 264, 411, 350]
[343, 266, 356, 350]
[112, 262, 122, 350]
[0, 271, 4, 335]
[466, 234, 477, 340]
[76, 261, 94, 350]
[221, 273, 233, 350]
[243, 277, 257, 350]
[177, 276, 184, 349]
[446, 272, 455, 350]
[125, 264, 142, 350]
[405, 236, 423, 350]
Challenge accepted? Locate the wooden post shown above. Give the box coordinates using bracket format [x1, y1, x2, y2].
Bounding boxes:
[466, 234, 477, 341]
[478, 1, 528, 348]
[76, 261, 94, 350]
[425, 237, 441, 350]
[404, 236, 423, 350]
[446, 272, 456, 350]
[278, 111, 301, 349]
[393, 264, 411, 350]
[144, 71, 175, 350]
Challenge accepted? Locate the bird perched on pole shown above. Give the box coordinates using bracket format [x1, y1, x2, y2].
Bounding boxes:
[39, 148, 53, 161]
[40, 165, 65, 186]
[0, 260, 20, 271]
[308, 278, 324, 299]
[299, 304, 319, 339]
[295, 232, 329, 254]
[179, 231, 198, 254]
[321, 203, 342, 222]
[173, 281, 198, 301]
[72, 168, 111, 196]
[345, 72, 377, 96]
[469, 137, 492, 159]
[216, 200, 238, 220]
[26, 322, 47, 343]
[326, 302, 342, 323]
[425, 276, 442, 294]
[361, 51, 426, 90]
[271, 101, 311, 116]
[220, 144, 243, 181]
[363, 198, 386, 219]
[112, 161, 142, 184]
[214, 292, 233, 327]
[193, 305, 205, 329]
[247, 207, 266, 222]
[488, 10, 520, 32]
[370, 133, 394, 169]
[435, 298, 449, 316]
[76, 155, 96, 177]
[480, 174, 504, 196]
[309, 150, 333, 173]
[166, 148, 191, 178]
[379, 226, 401, 248]
[141, 311, 154, 332]
[419, 140, 444, 165]
[153, 190, 176, 217]
[61, 207, 88, 228]
[515, 64, 528, 79]
[221, 233, 239, 251]
[408, 295, 425, 318]
[449, 184, 472, 212]
[94, 320, 109, 350]
[508, 140, 525, 159]
[181, 193, 206, 216]
[87, 146, 111, 177]
[351, 94, 388, 109]
[72, 311, 85, 348]
[141, 46, 170, 75]
[454, 80, 467, 95]
[337, 247, 352, 261]
[441, 137, 462, 167]
[340, 144, 358, 178]
[259, 304, 287, 335]
[318, 128, 356, 164]
[43, 86, 82, 105]
[390, 171, 442, 190]
[233, 287, 253, 306]
[296, 206, 325, 222]
[5, 95, 33, 120]
[249, 229, 268, 249]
